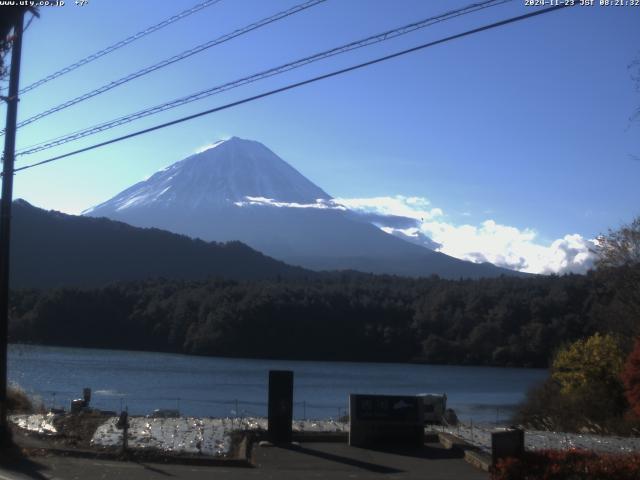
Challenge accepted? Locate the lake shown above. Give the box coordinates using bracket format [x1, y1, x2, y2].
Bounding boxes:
[8, 344, 547, 423]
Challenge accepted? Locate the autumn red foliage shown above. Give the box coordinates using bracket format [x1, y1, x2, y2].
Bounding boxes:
[621, 337, 640, 418]
[491, 449, 640, 480]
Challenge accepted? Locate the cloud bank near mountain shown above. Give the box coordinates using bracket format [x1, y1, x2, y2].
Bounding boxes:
[233, 197, 346, 210]
[225, 193, 597, 274]
[333, 195, 597, 275]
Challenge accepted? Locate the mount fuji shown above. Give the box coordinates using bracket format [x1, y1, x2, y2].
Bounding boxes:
[84, 137, 517, 278]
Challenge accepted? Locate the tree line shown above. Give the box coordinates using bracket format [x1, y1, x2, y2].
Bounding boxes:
[8, 263, 637, 368]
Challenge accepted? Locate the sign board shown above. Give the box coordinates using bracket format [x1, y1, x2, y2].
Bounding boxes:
[268, 370, 293, 443]
[349, 394, 424, 447]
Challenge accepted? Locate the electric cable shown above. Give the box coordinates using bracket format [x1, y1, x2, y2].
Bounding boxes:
[11, 3, 573, 175]
[19, 0, 224, 95]
[3, 0, 326, 135]
[16, 0, 510, 157]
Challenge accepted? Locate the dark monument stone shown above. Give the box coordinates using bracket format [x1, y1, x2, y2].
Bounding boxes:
[268, 370, 293, 444]
[349, 394, 424, 447]
[491, 428, 525, 465]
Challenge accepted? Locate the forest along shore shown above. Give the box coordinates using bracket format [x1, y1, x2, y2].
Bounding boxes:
[9, 265, 635, 368]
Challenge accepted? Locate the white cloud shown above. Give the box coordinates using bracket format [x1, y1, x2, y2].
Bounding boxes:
[194, 135, 234, 154]
[381, 226, 442, 250]
[334, 195, 443, 221]
[234, 196, 347, 210]
[335, 195, 597, 275]
[194, 140, 226, 154]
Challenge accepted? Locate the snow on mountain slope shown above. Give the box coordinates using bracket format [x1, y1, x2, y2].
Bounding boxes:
[85, 137, 330, 215]
[84, 136, 520, 278]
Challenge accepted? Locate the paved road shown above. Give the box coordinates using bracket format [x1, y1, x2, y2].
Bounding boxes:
[0, 442, 488, 479]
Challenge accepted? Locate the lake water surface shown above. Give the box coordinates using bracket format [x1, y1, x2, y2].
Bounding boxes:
[9, 344, 547, 423]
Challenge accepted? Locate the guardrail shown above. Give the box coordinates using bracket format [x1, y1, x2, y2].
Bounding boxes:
[41, 390, 348, 420]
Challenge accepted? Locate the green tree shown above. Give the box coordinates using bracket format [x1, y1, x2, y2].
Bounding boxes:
[552, 333, 625, 396]
[596, 217, 640, 269]
[533, 333, 629, 427]
[594, 217, 640, 339]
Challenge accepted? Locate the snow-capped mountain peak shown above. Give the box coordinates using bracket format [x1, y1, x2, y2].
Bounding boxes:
[84, 137, 330, 215]
[83, 136, 518, 279]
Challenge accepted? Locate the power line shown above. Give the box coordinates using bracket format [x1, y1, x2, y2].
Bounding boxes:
[11, 4, 573, 176]
[23, 12, 37, 34]
[3, 0, 326, 135]
[19, 0, 224, 95]
[18, 0, 507, 155]
[17, 0, 510, 157]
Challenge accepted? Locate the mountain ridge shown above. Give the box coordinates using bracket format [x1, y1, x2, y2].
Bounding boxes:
[9, 199, 312, 288]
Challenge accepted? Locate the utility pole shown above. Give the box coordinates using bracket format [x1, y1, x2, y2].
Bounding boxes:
[0, 9, 24, 446]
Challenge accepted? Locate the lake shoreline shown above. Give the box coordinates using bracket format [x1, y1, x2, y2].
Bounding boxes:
[8, 342, 549, 370]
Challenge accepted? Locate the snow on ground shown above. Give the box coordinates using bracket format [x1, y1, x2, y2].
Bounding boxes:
[10, 414, 58, 435]
[90, 416, 348, 457]
[221, 417, 347, 433]
[443, 422, 640, 454]
[14, 414, 639, 458]
[91, 417, 232, 456]
[10, 413, 348, 457]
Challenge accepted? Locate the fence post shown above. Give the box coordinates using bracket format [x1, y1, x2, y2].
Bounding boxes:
[123, 419, 128, 452]
[471, 419, 474, 444]
[116, 411, 129, 454]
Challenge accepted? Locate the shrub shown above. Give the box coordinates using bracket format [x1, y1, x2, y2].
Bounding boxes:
[491, 450, 640, 480]
[622, 337, 640, 418]
[7, 385, 36, 413]
[513, 377, 568, 430]
[515, 333, 630, 432]
[513, 377, 633, 433]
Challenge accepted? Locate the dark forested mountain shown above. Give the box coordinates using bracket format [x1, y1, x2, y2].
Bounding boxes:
[85, 136, 521, 279]
[9, 199, 311, 288]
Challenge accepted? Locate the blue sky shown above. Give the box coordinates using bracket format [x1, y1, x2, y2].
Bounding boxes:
[2, 0, 639, 273]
